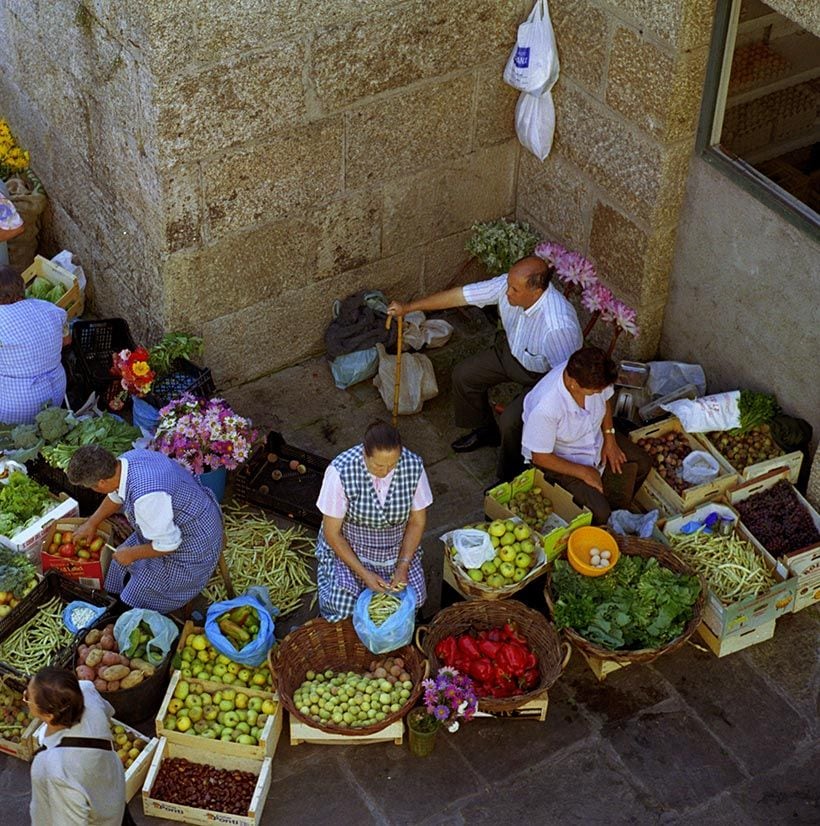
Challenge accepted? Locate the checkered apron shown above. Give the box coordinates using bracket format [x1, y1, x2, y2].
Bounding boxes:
[316, 444, 427, 622]
[104, 450, 223, 613]
[0, 299, 67, 424]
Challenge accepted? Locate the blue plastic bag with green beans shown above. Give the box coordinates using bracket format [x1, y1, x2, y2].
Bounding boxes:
[205, 587, 278, 667]
[113, 609, 179, 667]
[353, 587, 417, 655]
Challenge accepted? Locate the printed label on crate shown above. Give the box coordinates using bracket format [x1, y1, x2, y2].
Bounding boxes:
[146, 801, 186, 817]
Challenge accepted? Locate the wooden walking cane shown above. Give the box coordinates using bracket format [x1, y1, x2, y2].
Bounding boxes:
[385, 314, 404, 428]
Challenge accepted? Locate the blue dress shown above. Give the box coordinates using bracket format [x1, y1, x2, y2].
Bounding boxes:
[316, 445, 428, 622]
[0, 298, 66, 424]
[104, 450, 224, 613]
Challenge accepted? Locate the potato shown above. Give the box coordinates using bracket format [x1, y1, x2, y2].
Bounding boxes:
[85, 629, 102, 645]
[121, 670, 144, 690]
[129, 658, 156, 677]
[86, 648, 104, 668]
[100, 635, 116, 651]
[76, 666, 96, 681]
[77, 645, 90, 663]
[100, 664, 130, 682]
[94, 679, 109, 692]
[101, 651, 121, 667]
[106, 681, 120, 692]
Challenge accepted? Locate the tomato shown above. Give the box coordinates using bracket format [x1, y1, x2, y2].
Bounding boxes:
[58, 543, 76, 558]
[62, 531, 74, 543]
[89, 537, 105, 553]
[47, 543, 59, 556]
[75, 536, 89, 548]
[77, 549, 91, 560]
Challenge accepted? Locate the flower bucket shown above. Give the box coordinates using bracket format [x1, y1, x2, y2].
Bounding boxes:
[131, 396, 160, 435]
[198, 466, 227, 503]
[406, 708, 438, 757]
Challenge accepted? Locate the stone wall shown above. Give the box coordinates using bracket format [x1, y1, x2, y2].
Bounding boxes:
[517, 0, 716, 359]
[1, 0, 527, 386]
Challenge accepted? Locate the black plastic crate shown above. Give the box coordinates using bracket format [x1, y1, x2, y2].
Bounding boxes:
[234, 431, 329, 528]
[72, 317, 135, 394]
[27, 458, 105, 518]
[146, 358, 216, 408]
[0, 570, 117, 679]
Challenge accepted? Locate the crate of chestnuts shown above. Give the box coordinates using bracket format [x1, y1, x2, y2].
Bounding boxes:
[629, 417, 738, 515]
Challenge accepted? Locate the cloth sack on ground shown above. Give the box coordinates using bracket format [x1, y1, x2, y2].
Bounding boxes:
[449, 529, 496, 569]
[353, 586, 417, 655]
[660, 391, 740, 433]
[325, 289, 397, 359]
[400, 311, 455, 351]
[647, 361, 707, 398]
[5, 174, 46, 270]
[607, 509, 659, 539]
[373, 343, 438, 415]
[204, 587, 278, 667]
[503, 0, 560, 95]
[330, 347, 379, 389]
[681, 450, 720, 486]
[113, 609, 179, 666]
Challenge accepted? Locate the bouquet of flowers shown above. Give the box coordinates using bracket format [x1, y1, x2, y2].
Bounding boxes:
[152, 394, 257, 474]
[0, 120, 30, 181]
[419, 667, 478, 733]
[111, 347, 156, 402]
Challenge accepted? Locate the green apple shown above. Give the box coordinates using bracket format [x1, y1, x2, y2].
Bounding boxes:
[235, 721, 251, 735]
[203, 705, 219, 721]
[520, 539, 535, 554]
[194, 720, 209, 734]
[184, 695, 202, 709]
[499, 546, 516, 563]
[487, 573, 506, 588]
[221, 689, 236, 701]
[467, 569, 484, 583]
[490, 535, 500, 549]
[513, 567, 528, 582]
[504, 520, 516, 532]
[480, 559, 497, 576]
[212, 691, 223, 705]
[248, 697, 263, 712]
[222, 711, 239, 728]
[488, 520, 507, 537]
[213, 663, 228, 677]
[187, 706, 203, 723]
[498, 561, 515, 579]
[514, 523, 531, 541]
[515, 552, 533, 570]
[237, 668, 252, 684]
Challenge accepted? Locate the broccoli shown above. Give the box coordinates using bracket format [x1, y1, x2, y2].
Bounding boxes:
[35, 407, 72, 442]
[11, 424, 39, 450]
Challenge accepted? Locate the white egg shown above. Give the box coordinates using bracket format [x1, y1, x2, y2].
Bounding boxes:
[601, 550, 611, 559]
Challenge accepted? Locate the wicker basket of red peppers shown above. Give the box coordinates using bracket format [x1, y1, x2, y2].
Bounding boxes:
[416, 600, 568, 713]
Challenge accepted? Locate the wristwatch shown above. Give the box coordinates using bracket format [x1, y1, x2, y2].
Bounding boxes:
[603, 427, 616, 435]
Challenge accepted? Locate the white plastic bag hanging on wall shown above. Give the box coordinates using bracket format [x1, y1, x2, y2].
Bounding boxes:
[503, 0, 560, 95]
[515, 91, 556, 161]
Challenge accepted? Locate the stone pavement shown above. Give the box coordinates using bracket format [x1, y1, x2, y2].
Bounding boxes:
[1, 308, 817, 824]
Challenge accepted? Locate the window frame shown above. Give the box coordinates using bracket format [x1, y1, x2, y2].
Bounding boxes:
[696, 0, 820, 235]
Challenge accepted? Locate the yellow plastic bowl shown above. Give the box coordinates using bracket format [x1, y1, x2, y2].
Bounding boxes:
[567, 526, 620, 577]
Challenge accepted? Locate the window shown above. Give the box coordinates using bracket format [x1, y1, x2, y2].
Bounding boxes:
[700, 0, 820, 228]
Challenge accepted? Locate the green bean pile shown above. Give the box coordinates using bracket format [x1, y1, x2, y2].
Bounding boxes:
[669, 530, 775, 603]
[0, 596, 72, 674]
[368, 593, 401, 626]
[203, 506, 316, 615]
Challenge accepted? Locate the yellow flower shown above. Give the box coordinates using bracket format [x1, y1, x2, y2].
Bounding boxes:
[132, 361, 150, 377]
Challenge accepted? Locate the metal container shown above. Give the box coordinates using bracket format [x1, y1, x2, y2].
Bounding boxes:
[616, 361, 650, 389]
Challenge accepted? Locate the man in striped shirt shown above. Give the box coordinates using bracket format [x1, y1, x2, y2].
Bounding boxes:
[387, 255, 582, 479]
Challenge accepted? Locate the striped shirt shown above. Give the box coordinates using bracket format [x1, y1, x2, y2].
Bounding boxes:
[462, 275, 582, 373]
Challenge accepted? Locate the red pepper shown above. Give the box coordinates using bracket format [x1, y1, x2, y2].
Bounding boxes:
[525, 651, 538, 670]
[434, 636, 458, 665]
[467, 658, 495, 684]
[453, 655, 471, 674]
[477, 639, 502, 659]
[487, 628, 503, 643]
[520, 668, 540, 690]
[457, 634, 482, 660]
[497, 642, 529, 676]
[503, 623, 528, 645]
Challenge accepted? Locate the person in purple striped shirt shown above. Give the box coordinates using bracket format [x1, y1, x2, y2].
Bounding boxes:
[388, 255, 582, 480]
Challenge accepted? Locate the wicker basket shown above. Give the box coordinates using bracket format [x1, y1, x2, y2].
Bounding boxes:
[416, 599, 569, 713]
[544, 534, 705, 666]
[269, 617, 427, 737]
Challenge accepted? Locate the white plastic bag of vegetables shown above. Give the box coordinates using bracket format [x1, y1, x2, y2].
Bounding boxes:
[353, 587, 417, 655]
[373, 344, 438, 415]
[205, 587, 277, 667]
[660, 391, 740, 433]
[113, 609, 179, 667]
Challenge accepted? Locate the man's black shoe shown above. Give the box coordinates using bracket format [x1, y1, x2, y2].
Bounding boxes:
[451, 426, 501, 453]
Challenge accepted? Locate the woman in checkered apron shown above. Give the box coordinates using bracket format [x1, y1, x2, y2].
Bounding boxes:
[315, 421, 433, 622]
[0, 265, 67, 424]
[67, 446, 224, 614]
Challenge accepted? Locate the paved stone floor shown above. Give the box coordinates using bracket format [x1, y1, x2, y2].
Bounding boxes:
[1, 309, 818, 824]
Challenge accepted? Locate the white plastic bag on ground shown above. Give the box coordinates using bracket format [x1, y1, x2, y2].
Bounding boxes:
[661, 391, 740, 433]
[503, 0, 560, 95]
[51, 250, 87, 291]
[515, 90, 556, 161]
[401, 311, 455, 351]
[681, 451, 720, 485]
[451, 529, 496, 569]
[373, 344, 438, 415]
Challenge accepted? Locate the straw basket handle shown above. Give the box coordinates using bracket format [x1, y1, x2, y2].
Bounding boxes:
[559, 641, 572, 671]
[414, 624, 429, 654]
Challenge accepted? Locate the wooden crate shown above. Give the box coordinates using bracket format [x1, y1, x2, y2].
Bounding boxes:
[696, 618, 775, 658]
[142, 737, 272, 826]
[112, 718, 159, 802]
[475, 694, 550, 722]
[155, 671, 282, 761]
[0, 708, 38, 761]
[699, 430, 802, 485]
[21, 255, 83, 320]
[578, 650, 631, 682]
[664, 503, 797, 633]
[788, 550, 820, 613]
[290, 713, 404, 746]
[630, 418, 738, 514]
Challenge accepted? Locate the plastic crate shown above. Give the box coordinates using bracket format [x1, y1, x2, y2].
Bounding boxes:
[234, 431, 329, 528]
[146, 358, 216, 408]
[27, 457, 105, 517]
[0, 570, 117, 679]
[72, 318, 135, 391]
